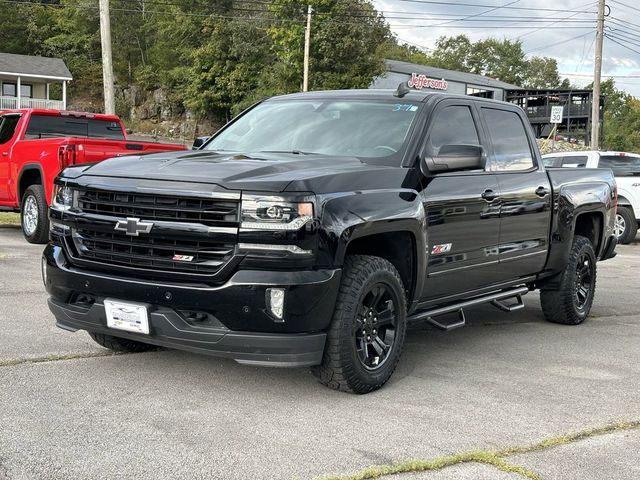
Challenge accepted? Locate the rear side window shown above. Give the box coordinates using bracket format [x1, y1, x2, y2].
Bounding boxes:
[542, 156, 559, 167]
[428, 105, 479, 153]
[482, 108, 535, 172]
[561, 156, 588, 168]
[88, 119, 125, 139]
[24, 115, 125, 140]
[599, 155, 640, 169]
[0, 115, 20, 144]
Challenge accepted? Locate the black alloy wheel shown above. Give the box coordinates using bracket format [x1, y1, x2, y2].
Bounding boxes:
[355, 284, 398, 371]
[573, 252, 594, 313]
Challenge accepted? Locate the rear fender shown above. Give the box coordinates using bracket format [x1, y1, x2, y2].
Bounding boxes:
[544, 181, 615, 273]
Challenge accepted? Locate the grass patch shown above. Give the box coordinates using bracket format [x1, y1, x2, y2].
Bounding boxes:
[322, 452, 541, 480]
[0, 212, 19, 225]
[322, 420, 640, 480]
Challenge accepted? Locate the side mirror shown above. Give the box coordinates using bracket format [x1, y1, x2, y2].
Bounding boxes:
[192, 136, 210, 150]
[421, 144, 484, 174]
[125, 129, 133, 135]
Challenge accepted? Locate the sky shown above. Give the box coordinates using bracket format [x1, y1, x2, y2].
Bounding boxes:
[371, 0, 640, 96]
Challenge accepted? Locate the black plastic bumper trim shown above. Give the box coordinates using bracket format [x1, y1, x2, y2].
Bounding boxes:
[49, 298, 326, 368]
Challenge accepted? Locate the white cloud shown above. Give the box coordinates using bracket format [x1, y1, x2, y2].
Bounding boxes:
[373, 0, 640, 96]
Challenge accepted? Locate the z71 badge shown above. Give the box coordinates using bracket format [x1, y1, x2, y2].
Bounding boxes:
[431, 243, 452, 255]
[172, 255, 194, 262]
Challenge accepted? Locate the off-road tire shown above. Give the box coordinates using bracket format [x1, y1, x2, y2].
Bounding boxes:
[540, 235, 596, 325]
[89, 332, 157, 353]
[21, 184, 49, 244]
[311, 255, 407, 394]
[616, 206, 638, 244]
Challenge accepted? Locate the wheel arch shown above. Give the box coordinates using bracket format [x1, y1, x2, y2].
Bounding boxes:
[17, 163, 45, 203]
[343, 229, 421, 307]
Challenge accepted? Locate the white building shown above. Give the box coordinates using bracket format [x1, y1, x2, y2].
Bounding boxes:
[0, 52, 72, 110]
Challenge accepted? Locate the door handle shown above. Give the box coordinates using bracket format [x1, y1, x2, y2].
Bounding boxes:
[535, 186, 549, 197]
[481, 189, 499, 202]
[1, 152, 8, 157]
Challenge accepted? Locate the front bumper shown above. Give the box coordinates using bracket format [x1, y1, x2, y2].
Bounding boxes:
[44, 244, 341, 367]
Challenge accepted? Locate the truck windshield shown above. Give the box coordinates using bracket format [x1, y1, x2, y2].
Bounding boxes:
[204, 99, 420, 162]
[24, 115, 125, 140]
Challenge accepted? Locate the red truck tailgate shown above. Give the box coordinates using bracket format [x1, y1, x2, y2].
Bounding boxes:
[73, 138, 186, 164]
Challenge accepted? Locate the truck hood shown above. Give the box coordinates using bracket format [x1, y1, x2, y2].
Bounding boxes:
[67, 150, 402, 193]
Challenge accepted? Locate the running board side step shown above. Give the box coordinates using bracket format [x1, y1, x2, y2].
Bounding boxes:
[409, 286, 529, 331]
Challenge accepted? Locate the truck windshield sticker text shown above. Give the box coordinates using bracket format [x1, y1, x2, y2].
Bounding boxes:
[392, 104, 419, 112]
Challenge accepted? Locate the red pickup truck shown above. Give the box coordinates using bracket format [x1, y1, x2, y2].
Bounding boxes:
[0, 109, 186, 243]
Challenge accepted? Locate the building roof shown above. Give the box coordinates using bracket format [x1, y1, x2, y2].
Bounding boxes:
[385, 59, 522, 91]
[0, 52, 72, 81]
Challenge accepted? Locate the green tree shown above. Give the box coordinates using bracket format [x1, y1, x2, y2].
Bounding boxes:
[523, 57, 561, 88]
[267, 0, 391, 92]
[419, 34, 561, 88]
[186, 17, 274, 119]
[423, 35, 473, 72]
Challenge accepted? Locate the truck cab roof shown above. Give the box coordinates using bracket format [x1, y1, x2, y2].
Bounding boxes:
[0, 108, 121, 123]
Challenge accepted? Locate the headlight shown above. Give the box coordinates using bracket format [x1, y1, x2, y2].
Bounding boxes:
[241, 195, 313, 230]
[52, 185, 73, 211]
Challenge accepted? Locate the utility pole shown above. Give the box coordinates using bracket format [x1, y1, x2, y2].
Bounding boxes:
[303, 5, 312, 92]
[590, 0, 605, 149]
[99, 0, 116, 114]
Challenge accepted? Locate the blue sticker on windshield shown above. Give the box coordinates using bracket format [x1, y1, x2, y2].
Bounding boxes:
[393, 104, 418, 112]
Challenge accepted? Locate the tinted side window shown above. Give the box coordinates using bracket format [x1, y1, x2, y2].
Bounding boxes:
[428, 105, 479, 154]
[25, 115, 88, 139]
[599, 155, 640, 169]
[561, 156, 588, 167]
[482, 108, 535, 172]
[88, 119, 125, 140]
[0, 115, 20, 145]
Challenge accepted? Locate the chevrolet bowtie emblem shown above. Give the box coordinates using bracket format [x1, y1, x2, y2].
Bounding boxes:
[114, 217, 154, 236]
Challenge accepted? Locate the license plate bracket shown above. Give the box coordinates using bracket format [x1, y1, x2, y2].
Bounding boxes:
[104, 299, 149, 335]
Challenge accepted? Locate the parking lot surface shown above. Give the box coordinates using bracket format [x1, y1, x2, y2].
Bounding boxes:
[1, 224, 639, 480]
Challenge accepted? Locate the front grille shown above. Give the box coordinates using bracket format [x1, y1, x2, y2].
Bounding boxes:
[71, 228, 235, 275]
[68, 189, 240, 277]
[77, 189, 239, 227]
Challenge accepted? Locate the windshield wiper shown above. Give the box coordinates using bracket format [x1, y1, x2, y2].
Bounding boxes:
[258, 149, 323, 156]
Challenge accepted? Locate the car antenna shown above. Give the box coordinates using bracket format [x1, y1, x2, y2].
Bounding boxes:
[394, 81, 411, 98]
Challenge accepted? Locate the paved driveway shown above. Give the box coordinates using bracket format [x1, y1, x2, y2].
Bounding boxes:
[1, 225, 639, 480]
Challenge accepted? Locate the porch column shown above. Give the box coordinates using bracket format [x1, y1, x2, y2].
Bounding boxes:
[16, 76, 21, 108]
[62, 80, 67, 110]
[46, 83, 50, 100]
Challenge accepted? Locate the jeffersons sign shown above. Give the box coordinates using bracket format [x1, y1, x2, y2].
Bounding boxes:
[407, 73, 448, 91]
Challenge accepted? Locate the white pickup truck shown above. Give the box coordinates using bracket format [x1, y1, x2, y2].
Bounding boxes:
[542, 151, 640, 244]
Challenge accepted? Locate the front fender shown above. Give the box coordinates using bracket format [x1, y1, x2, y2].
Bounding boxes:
[316, 189, 427, 301]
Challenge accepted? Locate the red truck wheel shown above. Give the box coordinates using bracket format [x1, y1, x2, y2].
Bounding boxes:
[21, 185, 50, 244]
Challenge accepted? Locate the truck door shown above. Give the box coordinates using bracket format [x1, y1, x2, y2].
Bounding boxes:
[480, 106, 552, 278]
[419, 100, 503, 300]
[0, 114, 21, 203]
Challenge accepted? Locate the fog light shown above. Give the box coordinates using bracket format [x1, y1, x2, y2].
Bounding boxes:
[267, 288, 285, 321]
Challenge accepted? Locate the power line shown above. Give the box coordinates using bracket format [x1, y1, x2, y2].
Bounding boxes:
[606, 34, 640, 57]
[524, 30, 595, 54]
[390, 0, 594, 13]
[517, 1, 596, 39]
[609, 0, 640, 14]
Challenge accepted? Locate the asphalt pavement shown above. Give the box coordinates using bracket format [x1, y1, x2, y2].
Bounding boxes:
[0, 225, 639, 480]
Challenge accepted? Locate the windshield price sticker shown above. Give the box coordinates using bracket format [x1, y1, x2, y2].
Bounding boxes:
[393, 104, 419, 112]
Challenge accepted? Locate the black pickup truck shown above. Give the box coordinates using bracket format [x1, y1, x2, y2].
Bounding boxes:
[44, 89, 618, 394]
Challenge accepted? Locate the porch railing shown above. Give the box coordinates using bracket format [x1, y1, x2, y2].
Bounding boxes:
[0, 96, 64, 110]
